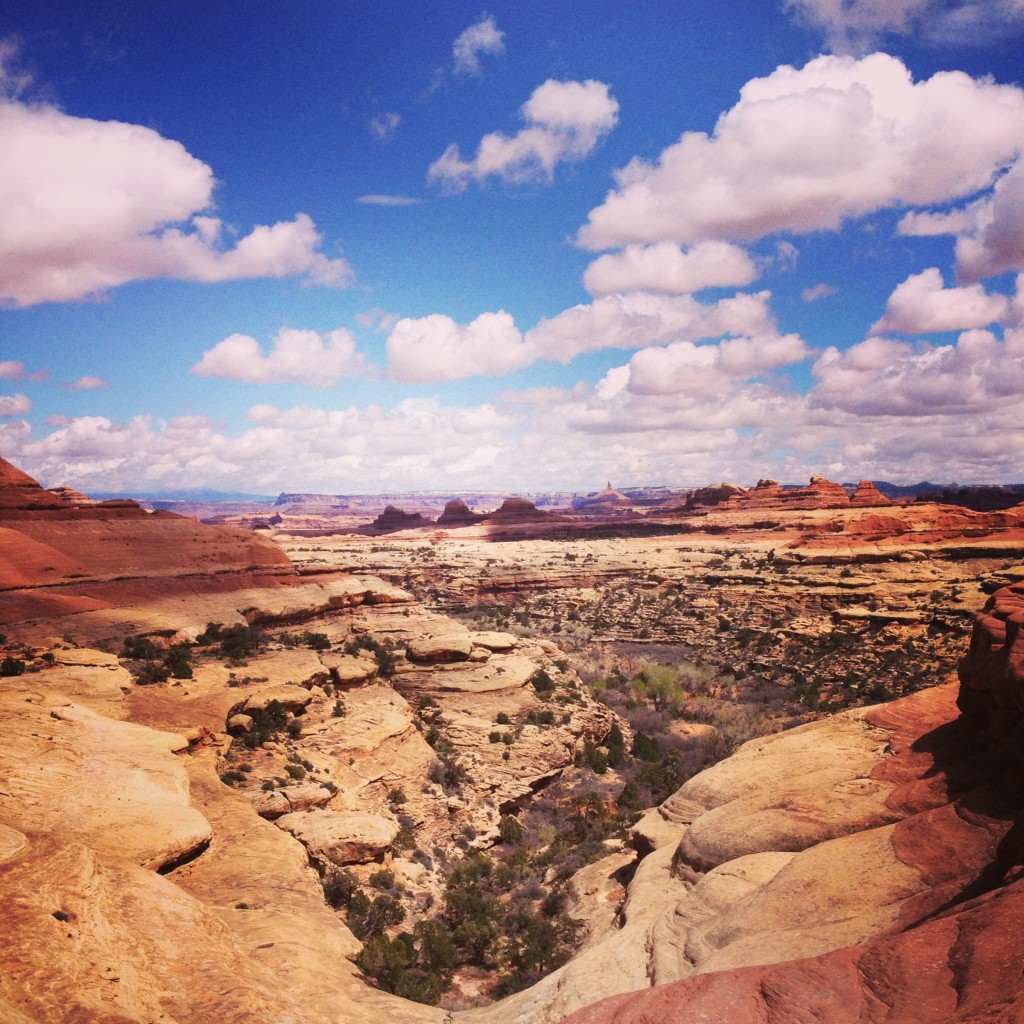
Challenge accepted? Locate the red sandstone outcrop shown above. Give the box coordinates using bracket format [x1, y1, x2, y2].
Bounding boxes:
[957, 575, 1024, 747]
[370, 504, 433, 532]
[0, 456, 296, 625]
[436, 497, 485, 527]
[850, 479, 892, 507]
[571, 484, 633, 512]
[715, 474, 853, 513]
[485, 497, 553, 523]
[685, 481, 745, 509]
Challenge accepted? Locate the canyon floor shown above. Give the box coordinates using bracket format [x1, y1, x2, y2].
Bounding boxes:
[2, 461, 1024, 1022]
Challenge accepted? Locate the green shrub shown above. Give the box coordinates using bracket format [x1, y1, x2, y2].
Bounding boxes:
[322, 868, 358, 908]
[1, 656, 26, 677]
[529, 669, 554, 693]
[369, 868, 397, 891]
[165, 643, 193, 679]
[346, 891, 405, 940]
[499, 815, 524, 844]
[134, 662, 171, 685]
[343, 635, 397, 678]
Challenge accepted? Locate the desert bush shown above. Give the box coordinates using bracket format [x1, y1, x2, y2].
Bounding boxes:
[346, 890, 405, 940]
[498, 815, 524, 844]
[322, 867, 358, 908]
[369, 868, 399, 891]
[343, 635, 397, 678]
[529, 668, 554, 693]
[238, 699, 289, 748]
[428, 753, 468, 791]
[164, 643, 193, 679]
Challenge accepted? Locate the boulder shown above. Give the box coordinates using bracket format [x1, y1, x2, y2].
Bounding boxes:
[406, 632, 474, 663]
[276, 810, 398, 864]
[240, 686, 315, 715]
[320, 652, 378, 685]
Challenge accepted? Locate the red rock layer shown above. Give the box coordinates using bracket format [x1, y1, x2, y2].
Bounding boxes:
[436, 498, 484, 527]
[721, 475, 854, 512]
[561, 878, 1024, 1024]
[850, 479, 892, 507]
[0, 457, 297, 625]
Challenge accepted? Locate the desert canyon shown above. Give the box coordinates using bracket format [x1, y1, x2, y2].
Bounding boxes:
[2, 454, 1024, 1023]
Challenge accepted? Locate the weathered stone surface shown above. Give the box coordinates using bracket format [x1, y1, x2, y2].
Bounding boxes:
[406, 631, 475, 663]
[276, 809, 398, 863]
[471, 630, 519, 652]
[676, 710, 896, 870]
[0, 681, 210, 871]
[239, 684, 315, 715]
[253, 783, 336, 818]
[321, 651, 377, 684]
[50, 647, 121, 668]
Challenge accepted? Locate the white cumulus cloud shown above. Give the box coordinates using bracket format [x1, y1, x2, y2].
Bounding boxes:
[810, 329, 1024, 416]
[871, 268, 1011, 335]
[578, 53, 1024, 251]
[429, 79, 619, 192]
[0, 393, 30, 417]
[0, 65, 352, 306]
[525, 290, 778, 364]
[386, 311, 533, 382]
[191, 328, 364, 387]
[583, 241, 758, 296]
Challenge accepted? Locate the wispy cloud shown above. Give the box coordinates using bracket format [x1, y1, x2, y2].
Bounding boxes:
[802, 283, 838, 302]
[369, 111, 400, 142]
[66, 375, 107, 390]
[355, 194, 421, 207]
[0, 360, 48, 382]
[452, 15, 505, 76]
[784, 0, 1024, 53]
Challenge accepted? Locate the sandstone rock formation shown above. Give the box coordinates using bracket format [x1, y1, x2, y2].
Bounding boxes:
[371, 504, 434, 532]
[3, 451, 1024, 1024]
[437, 498, 485, 527]
[850, 478, 892, 507]
[541, 591, 1024, 1024]
[0, 458, 296, 627]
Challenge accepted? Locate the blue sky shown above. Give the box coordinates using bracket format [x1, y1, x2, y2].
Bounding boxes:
[2, 0, 1024, 495]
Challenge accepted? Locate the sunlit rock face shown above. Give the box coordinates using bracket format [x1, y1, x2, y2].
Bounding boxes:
[0, 457, 295, 628]
[548, 587, 1024, 1024]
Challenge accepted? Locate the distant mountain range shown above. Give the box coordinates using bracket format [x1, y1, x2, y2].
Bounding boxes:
[90, 488, 277, 503]
[85, 481, 1024, 508]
